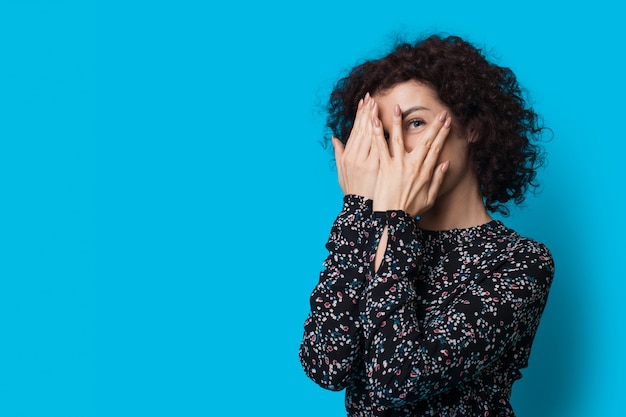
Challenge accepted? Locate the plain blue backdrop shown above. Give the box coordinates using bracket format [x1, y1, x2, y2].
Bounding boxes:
[1, 0, 624, 416]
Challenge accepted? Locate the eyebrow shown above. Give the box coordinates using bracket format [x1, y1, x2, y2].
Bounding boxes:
[401, 106, 430, 119]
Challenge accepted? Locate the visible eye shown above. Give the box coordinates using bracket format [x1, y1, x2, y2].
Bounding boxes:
[407, 119, 425, 129]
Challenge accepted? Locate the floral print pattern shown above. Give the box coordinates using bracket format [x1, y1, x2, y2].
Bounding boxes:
[300, 195, 554, 416]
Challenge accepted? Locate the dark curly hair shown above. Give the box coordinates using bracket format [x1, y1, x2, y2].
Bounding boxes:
[325, 34, 547, 215]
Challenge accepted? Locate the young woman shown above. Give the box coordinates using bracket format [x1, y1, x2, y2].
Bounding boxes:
[299, 34, 554, 416]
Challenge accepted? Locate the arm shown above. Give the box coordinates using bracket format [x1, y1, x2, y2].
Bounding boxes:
[300, 93, 385, 389]
[361, 212, 554, 407]
[299, 194, 379, 390]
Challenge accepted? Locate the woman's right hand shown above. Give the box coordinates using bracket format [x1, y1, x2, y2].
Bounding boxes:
[332, 93, 380, 200]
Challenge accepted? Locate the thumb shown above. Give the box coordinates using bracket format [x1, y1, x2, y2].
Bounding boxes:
[332, 136, 344, 159]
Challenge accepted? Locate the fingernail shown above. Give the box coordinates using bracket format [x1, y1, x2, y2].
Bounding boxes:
[394, 104, 400, 116]
[374, 117, 381, 127]
[370, 98, 376, 108]
[444, 117, 451, 128]
[439, 111, 447, 122]
[358, 98, 363, 109]
[441, 160, 450, 172]
[364, 92, 370, 102]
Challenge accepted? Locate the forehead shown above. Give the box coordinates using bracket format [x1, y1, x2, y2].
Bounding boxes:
[374, 80, 442, 108]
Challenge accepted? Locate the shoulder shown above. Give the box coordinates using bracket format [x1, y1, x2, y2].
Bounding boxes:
[505, 226, 552, 261]
[492, 222, 555, 283]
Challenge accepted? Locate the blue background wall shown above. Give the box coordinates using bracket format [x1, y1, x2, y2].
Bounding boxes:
[1, 0, 624, 415]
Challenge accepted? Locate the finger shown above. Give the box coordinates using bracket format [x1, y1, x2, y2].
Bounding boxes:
[370, 112, 388, 163]
[421, 114, 452, 171]
[332, 135, 345, 175]
[355, 98, 378, 160]
[388, 104, 404, 158]
[409, 110, 449, 163]
[332, 135, 344, 161]
[344, 93, 371, 154]
[426, 160, 450, 204]
[332, 136, 347, 191]
[343, 98, 363, 154]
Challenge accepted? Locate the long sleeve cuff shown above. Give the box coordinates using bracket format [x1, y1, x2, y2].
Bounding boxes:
[362, 210, 422, 334]
[371, 209, 422, 275]
[325, 195, 378, 257]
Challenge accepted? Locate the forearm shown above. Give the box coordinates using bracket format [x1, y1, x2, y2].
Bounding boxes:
[300, 195, 379, 390]
[361, 210, 427, 404]
[360, 217, 554, 407]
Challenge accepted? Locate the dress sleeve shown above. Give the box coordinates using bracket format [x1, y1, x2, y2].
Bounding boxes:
[361, 211, 554, 408]
[299, 195, 380, 391]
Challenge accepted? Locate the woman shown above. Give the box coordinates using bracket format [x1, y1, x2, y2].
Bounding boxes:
[299, 34, 554, 416]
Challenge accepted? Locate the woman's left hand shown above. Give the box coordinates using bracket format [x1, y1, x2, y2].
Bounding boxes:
[371, 104, 451, 218]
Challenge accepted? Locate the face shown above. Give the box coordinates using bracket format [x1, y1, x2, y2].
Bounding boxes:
[372, 80, 477, 201]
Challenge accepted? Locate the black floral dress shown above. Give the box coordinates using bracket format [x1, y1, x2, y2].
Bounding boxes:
[299, 195, 554, 416]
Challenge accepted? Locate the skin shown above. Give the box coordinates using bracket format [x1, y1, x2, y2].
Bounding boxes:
[333, 80, 492, 270]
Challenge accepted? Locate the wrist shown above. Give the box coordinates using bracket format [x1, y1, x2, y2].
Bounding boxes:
[372, 200, 409, 216]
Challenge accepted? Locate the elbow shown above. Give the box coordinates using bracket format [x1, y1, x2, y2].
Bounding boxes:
[370, 386, 420, 409]
[368, 380, 411, 408]
[304, 369, 349, 392]
[368, 386, 419, 409]
[299, 344, 352, 391]
[367, 369, 435, 408]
